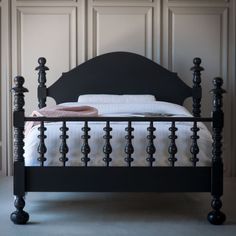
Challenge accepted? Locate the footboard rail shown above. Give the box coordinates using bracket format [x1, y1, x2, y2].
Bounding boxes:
[25, 166, 211, 192]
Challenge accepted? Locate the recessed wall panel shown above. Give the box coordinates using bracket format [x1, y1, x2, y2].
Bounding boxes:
[89, 6, 154, 59]
[14, 7, 77, 114]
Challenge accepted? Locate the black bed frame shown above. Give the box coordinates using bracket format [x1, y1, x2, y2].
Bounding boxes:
[10, 52, 226, 225]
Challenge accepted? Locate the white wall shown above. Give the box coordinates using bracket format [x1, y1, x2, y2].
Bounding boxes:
[0, 0, 235, 176]
[0, 0, 11, 176]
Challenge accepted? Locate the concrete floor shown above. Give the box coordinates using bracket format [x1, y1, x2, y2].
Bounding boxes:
[0, 177, 236, 236]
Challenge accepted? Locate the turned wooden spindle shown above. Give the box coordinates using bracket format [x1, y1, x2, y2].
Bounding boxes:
[59, 121, 69, 166]
[36, 57, 49, 109]
[37, 121, 47, 166]
[124, 121, 134, 167]
[103, 121, 113, 167]
[146, 121, 156, 167]
[81, 121, 91, 167]
[190, 121, 200, 167]
[12, 76, 28, 162]
[191, 57, 204, 117]
[168, 121, 178, 166]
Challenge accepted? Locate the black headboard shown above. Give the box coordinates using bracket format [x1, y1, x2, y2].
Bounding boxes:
[36, 52, 203, 111]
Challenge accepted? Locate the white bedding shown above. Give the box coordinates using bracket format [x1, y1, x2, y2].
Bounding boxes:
[24, 101, 212, 166]
[77, 94, 156, 103]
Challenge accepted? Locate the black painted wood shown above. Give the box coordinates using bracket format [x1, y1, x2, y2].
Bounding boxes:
[12, 76, 28, 162]
[146, 121, 156, 166]
[103, 121, 112, 167]
[190, 121, 200, 166]
[36, 57, 49, 109]
[59, 121, 69, 166]
[191, 58, 204, 117]
[37, 121, 47, 166]
[10, 196, 29, 225]
[25, 116, 213, 122]
[208, 77, 226, 225]
[124, 121, 134, 167]
[168, 122, 178, 166]
[46, 52, 192, 105]
[25, 167, 211, 192]
[11, 76, 29, 224]
[81, 121, 91, 167]
[13, 162, 25, 197]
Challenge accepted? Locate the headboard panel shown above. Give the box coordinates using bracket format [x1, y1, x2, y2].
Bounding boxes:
[45, 52, 193, 105]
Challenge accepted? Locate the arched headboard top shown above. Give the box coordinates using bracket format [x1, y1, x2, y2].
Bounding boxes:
[47, 52, 193, 105]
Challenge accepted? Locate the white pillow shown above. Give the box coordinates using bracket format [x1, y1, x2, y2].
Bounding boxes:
[77, 94, 156, 103]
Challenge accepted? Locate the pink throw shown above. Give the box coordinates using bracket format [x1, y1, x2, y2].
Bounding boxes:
[25, 105, 98, 136]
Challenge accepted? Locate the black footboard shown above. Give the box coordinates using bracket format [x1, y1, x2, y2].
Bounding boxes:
[10, 55, 226, 225]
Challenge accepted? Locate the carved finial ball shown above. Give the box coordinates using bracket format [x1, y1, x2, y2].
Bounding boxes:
[38, 57, 46, 65]
[193, 57, 201, 65]
[14, 76, 25, 87]
[213, 77, 223, 87]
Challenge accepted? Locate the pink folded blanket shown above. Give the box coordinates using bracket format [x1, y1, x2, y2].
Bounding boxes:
[25, 105, 98, 136]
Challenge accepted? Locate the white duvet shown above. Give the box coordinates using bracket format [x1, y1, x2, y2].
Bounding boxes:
[24, 101, 212, 166]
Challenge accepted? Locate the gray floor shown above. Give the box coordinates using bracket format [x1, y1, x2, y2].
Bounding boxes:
[0, 177, 236, 236]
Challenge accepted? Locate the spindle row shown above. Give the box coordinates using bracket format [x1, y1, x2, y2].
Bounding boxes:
[37, 120, 200, 167]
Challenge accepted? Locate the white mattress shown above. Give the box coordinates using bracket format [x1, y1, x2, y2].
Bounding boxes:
[24, 101, 212, 166]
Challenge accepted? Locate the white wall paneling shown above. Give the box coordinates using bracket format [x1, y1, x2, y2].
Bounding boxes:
[229, 0, 236, 176]
[0, 0, 10, 176]
[0, 0, 2, 175]
[87, 0, 160, 62]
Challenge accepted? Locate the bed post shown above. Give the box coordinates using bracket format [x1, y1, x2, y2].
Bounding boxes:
[36, 57, 49, 109]
[191, 58, 204, 117]
[208, 77, 226, 225]
[10, 76, 29, 224]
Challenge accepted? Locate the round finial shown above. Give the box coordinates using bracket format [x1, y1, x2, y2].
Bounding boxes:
[213, 77, 223, 87]
[193, 57, 201, 65]
[38, 57, 46, 65]
[35, 57, 49, 71]
[14, 76, 25, 87]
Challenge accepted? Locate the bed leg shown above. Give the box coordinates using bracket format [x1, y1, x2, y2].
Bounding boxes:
[208, 77, 226, 225]
[11, 196, 29, 224]
[208, 197, 225, 225]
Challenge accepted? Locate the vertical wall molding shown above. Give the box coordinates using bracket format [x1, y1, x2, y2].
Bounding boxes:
[0, 0, 3, 175]
[0, 0, 10, 176]
[229, 0, 236, 176]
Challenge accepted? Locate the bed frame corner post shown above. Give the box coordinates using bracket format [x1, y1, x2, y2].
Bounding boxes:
[10, 76, 29, 225]
[191, 58, 204, 117]
[208, 77, 226, 225]
[36, 57, 49, 109]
